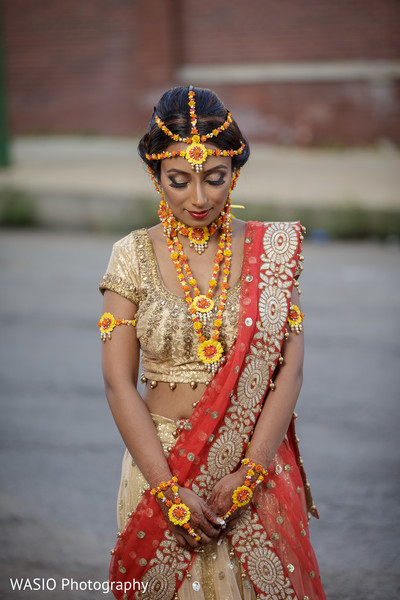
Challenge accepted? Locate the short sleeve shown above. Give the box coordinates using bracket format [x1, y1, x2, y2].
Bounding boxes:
[99, 231, 142, 305]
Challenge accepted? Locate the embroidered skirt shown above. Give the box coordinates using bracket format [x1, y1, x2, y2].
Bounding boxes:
[117, 413, 256, 600]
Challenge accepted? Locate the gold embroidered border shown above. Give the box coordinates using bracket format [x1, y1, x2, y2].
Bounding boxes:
[131, 222, 302, 600]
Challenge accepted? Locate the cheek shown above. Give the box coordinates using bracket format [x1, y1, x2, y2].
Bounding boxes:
[213, 181, 231, 203]
[161, 185, 188, 211]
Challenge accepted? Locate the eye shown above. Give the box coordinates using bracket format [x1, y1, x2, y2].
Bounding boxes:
[205, 175, 225, 186]
[168, 177, 189, 188]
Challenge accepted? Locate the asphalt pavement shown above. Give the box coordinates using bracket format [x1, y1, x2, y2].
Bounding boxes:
[0, 229, 399, 600]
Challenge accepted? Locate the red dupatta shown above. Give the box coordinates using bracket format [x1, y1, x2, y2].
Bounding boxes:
[109, 221, 326, 600]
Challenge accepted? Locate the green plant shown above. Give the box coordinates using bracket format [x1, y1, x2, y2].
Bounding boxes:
[0, 187, 37, 227]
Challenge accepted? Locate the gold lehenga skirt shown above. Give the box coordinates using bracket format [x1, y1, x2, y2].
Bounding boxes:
[117, 413, 256, 600]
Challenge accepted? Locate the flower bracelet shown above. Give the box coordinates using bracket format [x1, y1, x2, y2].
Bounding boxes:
[287, 304, 304, 334]
[150, 476, 201, 542]
[97, 312, 136, 341]
[222, 458, 268, 520]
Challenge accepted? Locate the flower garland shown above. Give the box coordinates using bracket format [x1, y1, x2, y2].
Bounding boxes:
[165, 210, 232, 373]
[145, 87, 246, 171]
[153, 88, 233, 145]
[148, 168, 240, 372]
[222, 459, 268, 520]
[150, 476, 201, 541]
[145, 142, 246, 172]
[97, 312, 136, 341]
[157, 194, 225, 255]
[287, 303, 305, 334]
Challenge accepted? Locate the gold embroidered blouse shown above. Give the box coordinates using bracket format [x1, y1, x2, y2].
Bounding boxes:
[99, 229, 240, 384]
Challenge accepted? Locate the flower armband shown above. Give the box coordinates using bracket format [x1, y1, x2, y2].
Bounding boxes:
[222, 459, 268, 520]
[287, 304, 304, 334]
[150, 477, 201, 542]
[97, 312, 136, 341]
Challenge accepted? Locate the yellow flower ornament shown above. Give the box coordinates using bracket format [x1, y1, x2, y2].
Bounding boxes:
[168, 503, 191, 526]
[185, 141, 211, 172]
[197, 340, 224, 366]
[232, 485, 253, 507]
[191, 295, 214, 314]
[97, 312, 136, 341]
[287, 304, 305, 334]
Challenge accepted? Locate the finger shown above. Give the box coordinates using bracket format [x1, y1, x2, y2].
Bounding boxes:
[174, 532, 191, 550]
[202, 504, 226, 528]
[208, 489, 216, 505]
[194, 510, 221, 537]
[223, 512, 244, 535]
[183, 532, 200, 550]
[195, 516, 222, 539]
[199, 531, 212, 545]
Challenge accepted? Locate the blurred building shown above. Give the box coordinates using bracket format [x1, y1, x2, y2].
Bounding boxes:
[2, 0, 400, 145]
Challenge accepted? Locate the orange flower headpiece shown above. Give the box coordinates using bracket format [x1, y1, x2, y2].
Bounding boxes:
[145, 87, 246, 172]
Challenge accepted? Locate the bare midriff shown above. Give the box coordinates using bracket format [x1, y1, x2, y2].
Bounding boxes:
[142, 381, 208, 420]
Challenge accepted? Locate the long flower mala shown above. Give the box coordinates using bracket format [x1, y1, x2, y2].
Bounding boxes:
[164, 207, 232, 373]
[149, 169, 239, 373]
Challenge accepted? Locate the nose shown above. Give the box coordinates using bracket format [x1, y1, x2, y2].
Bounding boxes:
[192, 180, 207, 207]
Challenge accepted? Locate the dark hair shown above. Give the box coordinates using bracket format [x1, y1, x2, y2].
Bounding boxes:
[138, 86, 250, 181]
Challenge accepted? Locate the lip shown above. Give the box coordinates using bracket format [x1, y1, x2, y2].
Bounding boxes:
[187, 209, 211, 220]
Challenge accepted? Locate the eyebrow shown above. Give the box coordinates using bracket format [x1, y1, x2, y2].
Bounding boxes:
[166, 164, 229, 175]
[204, 164, 229, 174]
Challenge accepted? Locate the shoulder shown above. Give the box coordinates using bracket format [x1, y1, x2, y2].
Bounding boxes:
[99, 229, 150, 304]
[111, 228, 149, 253]
[108, 228, 153, 267]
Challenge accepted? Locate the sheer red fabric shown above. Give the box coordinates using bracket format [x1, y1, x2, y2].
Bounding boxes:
[109, 221, 326, 600]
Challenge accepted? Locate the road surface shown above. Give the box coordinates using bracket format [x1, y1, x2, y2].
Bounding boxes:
[0, 230, 399, 599]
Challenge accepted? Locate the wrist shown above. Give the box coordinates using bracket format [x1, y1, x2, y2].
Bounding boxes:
[150, 476, 201, 542]
[222, 459, 269, 521]
[242, 455, 269, 475]
[148, 471, 173, 489]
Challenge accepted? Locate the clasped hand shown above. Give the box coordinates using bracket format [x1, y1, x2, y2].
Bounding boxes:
[156, 469, 249, 550]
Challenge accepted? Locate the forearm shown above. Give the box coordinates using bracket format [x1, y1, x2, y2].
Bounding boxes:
[105, 383, 172, 487]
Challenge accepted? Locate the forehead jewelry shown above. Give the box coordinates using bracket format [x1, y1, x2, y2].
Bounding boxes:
[145, 88, 246, 172]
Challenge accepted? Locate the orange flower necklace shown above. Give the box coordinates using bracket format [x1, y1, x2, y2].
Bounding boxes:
[148, 146, 241, 373]
[158, 195, 226, 255]
[164, 209, 232, 373]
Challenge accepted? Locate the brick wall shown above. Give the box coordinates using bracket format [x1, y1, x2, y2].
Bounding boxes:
[2, 0, 177, 135]
[2, 0, 400, 144]
[207, 80, 400, 145]
[181, 0, 400, 62]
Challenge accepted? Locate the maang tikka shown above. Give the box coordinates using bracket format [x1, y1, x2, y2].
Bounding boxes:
[145, 87, 246, 172]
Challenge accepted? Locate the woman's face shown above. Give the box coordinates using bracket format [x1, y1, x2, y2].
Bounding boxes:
[159, 143, 232, 227]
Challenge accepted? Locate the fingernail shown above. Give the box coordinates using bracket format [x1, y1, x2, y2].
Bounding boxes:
[216, 518, 226, 525]
[217, 538, 223, 546]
